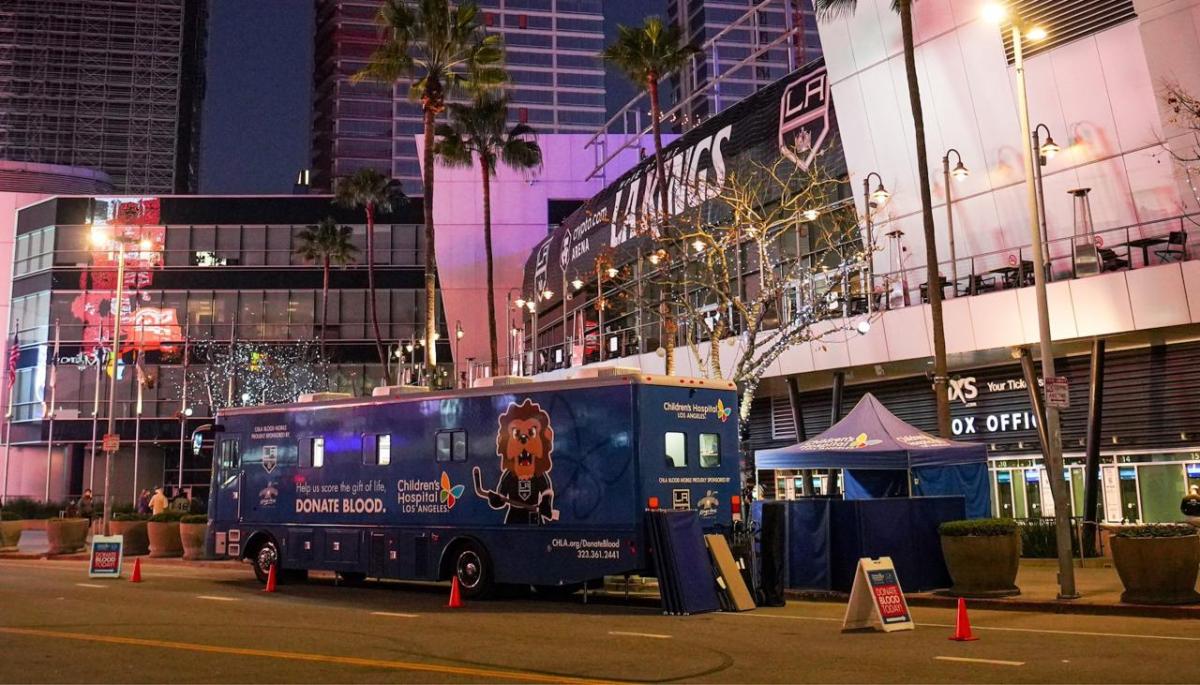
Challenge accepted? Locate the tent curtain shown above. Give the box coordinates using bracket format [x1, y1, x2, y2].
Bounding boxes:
[912, 463, 992, 519]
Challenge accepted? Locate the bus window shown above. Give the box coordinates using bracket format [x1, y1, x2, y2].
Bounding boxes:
[437, 430, 467, 462]
[312, 437, 325, 468]
[699, 433, 720, 468]
[219, 439, 240, 470]
[377, 435, 391, 465]
[436, 432, 451, 462]
[665, 432, 686, 468]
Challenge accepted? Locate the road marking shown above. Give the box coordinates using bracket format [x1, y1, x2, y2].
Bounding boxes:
[196, 595, 238, 602]
[370, 611, 419, 618]
[0, 626, 614, 684]
[935, 656, 1025, 667]
[607, 630, 671, 639]
[74, 583, 106, 588]
[727, 611, 1200, 642]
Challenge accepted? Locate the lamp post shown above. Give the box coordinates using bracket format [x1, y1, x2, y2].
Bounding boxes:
[92, 227, 150, 537]
[942, 150, 969, 296]
[985, 2, 1076, 599]
[454, 321, 464, 388]
[1032, 123, 1059, 269]
[862, 172, 890, 315]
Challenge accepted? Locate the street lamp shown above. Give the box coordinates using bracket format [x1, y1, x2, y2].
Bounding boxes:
[454, 321, 464, 388]
[942, 149, 969, 297]
[862, 172, 889, 314]
[1032, 123, 1058, 265]
[984, 1, 1076, 599]
[91, 228, 149, 537]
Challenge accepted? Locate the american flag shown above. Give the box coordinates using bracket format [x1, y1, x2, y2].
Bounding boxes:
[42, 321, 60, 417]
[7, 330, 19, 390]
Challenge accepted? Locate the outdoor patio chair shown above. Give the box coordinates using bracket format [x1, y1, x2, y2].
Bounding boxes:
[1099, 248, 1129, 272]
[1155, 231, 1188, 263]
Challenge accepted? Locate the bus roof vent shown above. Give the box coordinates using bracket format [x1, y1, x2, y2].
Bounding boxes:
[372, 385, 430, 397]
[298, 392, 353, 403]
[571, 366, 641, 380]
[472, 375, 534, 388]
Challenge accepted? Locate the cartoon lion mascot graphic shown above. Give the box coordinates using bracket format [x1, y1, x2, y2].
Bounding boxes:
[472, 399, 558, 525]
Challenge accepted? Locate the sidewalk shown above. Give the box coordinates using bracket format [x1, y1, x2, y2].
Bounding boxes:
[788, 559, 1200, 619]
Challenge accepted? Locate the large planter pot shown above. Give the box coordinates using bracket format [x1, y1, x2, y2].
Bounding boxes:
[940, 531, 1021, 597]
[46, 518, 89, 554]
[0, 521, 22, 551]
[1111, 534, 1200, 605]
[111, 520, 149, 556]
[147, 521, 183, 558]
[180, 522, 209, 561]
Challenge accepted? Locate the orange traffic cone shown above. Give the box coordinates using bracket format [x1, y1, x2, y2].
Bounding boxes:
[447, 576, 463, 608]
[263, 563, 278, 593]
[949, 597, 978, 641]
[129, 558, 142, 583]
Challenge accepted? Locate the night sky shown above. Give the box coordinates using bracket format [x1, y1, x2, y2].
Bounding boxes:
[198, 0, 665, 195]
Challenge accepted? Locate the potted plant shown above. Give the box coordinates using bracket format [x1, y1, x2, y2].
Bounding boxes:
[0, 510, 22, 551]
[938, 518, 1021, 597]
[147, 510, 185, 558]
[110, 512, 150, 556]
[1111, 524, 1200, 605]
[46, 513, 90, 555]
[179, 514, 210, 561]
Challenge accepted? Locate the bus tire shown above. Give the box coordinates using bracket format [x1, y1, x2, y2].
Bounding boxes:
[451, 541, 494, 600]
[251, 537, 280, 585]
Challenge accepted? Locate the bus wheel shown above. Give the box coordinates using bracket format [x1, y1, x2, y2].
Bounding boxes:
[252, 539, 280, 585]
[336, 571, 366, 586]
[452, 542, 493, 600]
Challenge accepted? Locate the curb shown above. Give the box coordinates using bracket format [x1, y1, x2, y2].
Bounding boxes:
[784, 589, 1200, 620]
[0, 552, 244, 569]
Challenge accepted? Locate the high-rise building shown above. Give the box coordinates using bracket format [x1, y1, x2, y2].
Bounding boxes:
[667, 0, 820, 126]
[0, 0, 208, 194]
[312, 0, 606, 191]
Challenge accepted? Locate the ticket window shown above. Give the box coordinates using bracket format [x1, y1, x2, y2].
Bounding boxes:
[1188, 464, 1200, 493]
[1119, 467, 1141, 522]
[994, 471, 1015, 518]
[1024, 469, 1043, 518]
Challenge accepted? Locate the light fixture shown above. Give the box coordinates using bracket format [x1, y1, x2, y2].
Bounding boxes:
[138, 238, 153, 250]
[647, 252, 661, 265]
[571, 278, 584, 290]
[869, 183, 891, 205]
[1026, 25, 1047, 41]
[802, 209, 820, 221]
[405, 343, 414, 353]
[1039, 136, 1060, 160]
[455, 323, 464, 340]
[981, 2, 1008, 24]
[526, 301, 536, 312]
[90, 228, 111, 248]
[692, 238, 706, 252]
[606, 267, 618, 278]
[395, 347, 405, 358]
[541, 289, 553, 299]
[856, 320, 872, 335]
[183, 407, 193, 417]
[950, 161, 969, 181]
[240, 392, 251, 403]
[514, 297, 526, 308]
[433, 332, 441, 340]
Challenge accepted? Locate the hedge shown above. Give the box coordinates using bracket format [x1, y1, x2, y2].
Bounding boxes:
[180, 514, 208, 525]
[1114, 524, 1197, 538]
[939, 518, 1019, 537]
[149, 510, 188, 523]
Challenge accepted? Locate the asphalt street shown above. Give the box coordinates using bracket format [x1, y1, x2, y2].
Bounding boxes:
[1, 558, 1197, 683]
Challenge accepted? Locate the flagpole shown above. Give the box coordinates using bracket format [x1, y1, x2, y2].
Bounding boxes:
[88, 326, 103, 492]
[44, 320, 59, 503]
[3, 321, 19, 507]
[133, 344, 142, 506]
[177, 320, 189, 491]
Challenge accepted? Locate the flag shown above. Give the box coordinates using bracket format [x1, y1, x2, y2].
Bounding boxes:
[42, 321, 60, 417]
[135, 349, 146, 416]
[7, 330, 19, 390]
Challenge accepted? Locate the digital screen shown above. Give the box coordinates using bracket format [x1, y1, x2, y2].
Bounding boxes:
[997, 471, 1012, 484]
[1025, 469, 1040, 483]
[1187, 464, 1200, 478]
[1119, 467, 1137, 481]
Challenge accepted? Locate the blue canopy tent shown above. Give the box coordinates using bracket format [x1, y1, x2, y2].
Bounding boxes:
[758, 393, 991, 518]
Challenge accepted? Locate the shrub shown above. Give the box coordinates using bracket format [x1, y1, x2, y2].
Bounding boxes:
[111, 512, 149, 522]
[0, 510, 20, 521]
[3, 497, 42, 519]
[110, 502, 136, 516]
[149, 510, 187, 523]
[939, 518, 1019, 537]
[1115, 524, 1197, 539]
[180, 514, 208, 525]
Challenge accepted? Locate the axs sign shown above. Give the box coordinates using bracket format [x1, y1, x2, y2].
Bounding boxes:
[779, 66, 831, 171]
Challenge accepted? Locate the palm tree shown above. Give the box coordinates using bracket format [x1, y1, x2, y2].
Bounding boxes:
[814, 0, 952, 437]
[354, 0, 506, 373]
[335, 168, 403, 384]
[294, 217, 358, 362]
[435, 93, 543, 374]
[602, 17, 698, 375]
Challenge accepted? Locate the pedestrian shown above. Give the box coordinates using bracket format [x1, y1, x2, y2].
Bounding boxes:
[1182, 485, 1200, 527]
[149, 486, 169, 516]
[137, 489, 151, 515]
[78, 489, 95, 524]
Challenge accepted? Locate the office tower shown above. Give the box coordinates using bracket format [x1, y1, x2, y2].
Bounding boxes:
[0, 0, 208, 193]
[667, 0, 820, 126]
[312, 0, 606, 191]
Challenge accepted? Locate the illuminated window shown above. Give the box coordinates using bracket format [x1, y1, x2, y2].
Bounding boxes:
[665, 432, 686, 468]
[377, 434, 391, 466]
[699, 433, 720, 468]
[312, 437, 325, 468]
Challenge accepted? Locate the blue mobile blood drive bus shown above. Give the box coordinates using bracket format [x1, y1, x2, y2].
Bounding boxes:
[201, 373, 741, 598]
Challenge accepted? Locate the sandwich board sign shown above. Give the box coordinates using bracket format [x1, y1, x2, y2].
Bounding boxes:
[842, 557, 913, 632]
[88, 535, 124, 579]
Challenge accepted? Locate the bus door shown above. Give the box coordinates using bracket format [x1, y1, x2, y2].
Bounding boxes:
[214, 436, 243, 522]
